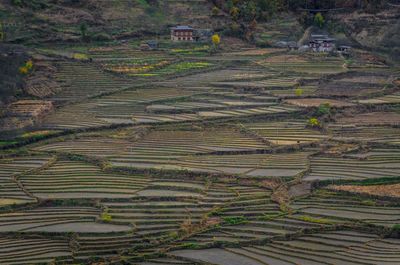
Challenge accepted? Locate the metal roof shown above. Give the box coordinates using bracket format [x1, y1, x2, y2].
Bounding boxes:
[171, 26, 193, 30]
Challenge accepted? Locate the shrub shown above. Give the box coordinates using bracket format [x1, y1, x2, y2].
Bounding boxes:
[18, 66, 29, 75]
[295, 87, 304, 96]
[101, 212, 112, 222]
[297, 215, 333, 224]
[308, 117, 321, 128]
[230, 6, 240, 20]
[316, 103, 331, 116]
[212, 6, 219, 16]
[11, 0, 23, 7]
[314, 12, 325, 28]
[212, 34, 221, 46]
[18, 60, 34, 75]
[91, 32, 112, 41]
[223, 216, 248, 225]
[73, 53, 89, 60]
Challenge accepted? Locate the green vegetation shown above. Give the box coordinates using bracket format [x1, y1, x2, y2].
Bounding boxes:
[315, 103, 331, 116]
[223, 216, 248, 225]
[314, 13, 325, 28]
[296, 215, 334, 225]
[307, 117, 321, 128]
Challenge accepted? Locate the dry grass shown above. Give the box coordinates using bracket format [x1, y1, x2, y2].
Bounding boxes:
[336, 112, 400, 126]
[285, 98, 355, 108]
[328, 184, 400, 198]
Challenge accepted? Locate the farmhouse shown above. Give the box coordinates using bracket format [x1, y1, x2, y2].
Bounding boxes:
[309, 34, 336, 52]
[171, 25, 194, 42]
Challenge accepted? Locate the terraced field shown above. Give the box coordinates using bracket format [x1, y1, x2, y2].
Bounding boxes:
[1, 35, 400, 264]
[305, 148, 400, 181]
[243, 121, 330, 145]
[169, 230, 400, 265]
[21, 159, 151, 199]
[292, 190, 400, 227]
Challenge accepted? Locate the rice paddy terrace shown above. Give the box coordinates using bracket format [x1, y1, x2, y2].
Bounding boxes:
[1, 43, 400, 265]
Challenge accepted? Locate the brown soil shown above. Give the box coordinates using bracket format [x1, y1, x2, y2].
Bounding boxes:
[328, 184, 400, 198]
[7, 100, 53, 118]
[260, 54, 307, 63]
[225, 48, 285, 56]
[336, 112, 400, 126]
[25, 61, 61, 98]
[285, 98, 355, 108]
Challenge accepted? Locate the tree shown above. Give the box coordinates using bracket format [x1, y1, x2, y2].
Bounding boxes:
[308, 117, 321, 128]
[314, 12, 325, 28]
[230, 6, 240, 20]
[212, 34, 221, 46]
[295, 87, 304, 96]
[316, 103, 331, 116]
[0, 22, 4, 42]
[212, 6, 220, 16]
[79, 23, 88, 40]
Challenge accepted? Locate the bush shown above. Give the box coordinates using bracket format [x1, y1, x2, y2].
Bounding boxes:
[314, 12, 325, 28]
[91, 32, 112, 41]
[212, 6, 219, 16]
[223, 216, 248, 225]
[11, 0, 23, 7]
[315, 103, 331, 116]
[308, 117, 321, 128]
[295, 87, 304, 96]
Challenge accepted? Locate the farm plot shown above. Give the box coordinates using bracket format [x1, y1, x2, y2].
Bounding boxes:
[330, 125, 400, 145]
[0, 206, 131, 233]
[305, 148, 400, 181]
[257, 54, 346, 75]
[39, 102, 110, 130]
[20, 159, 151, 199]
[51, 61, 133, 102]
[0, 155, 51, 206]
[315, 72, 392, 97]
[171, 230, 400, 265]
[89, 47, 175, 76]
[114, 126, 268, 157]
[292, 190, 400, 227]
[179, 185, 326, 246]
[335, 112, 400, 126]
[158, 67, 272, 87]
[32, 137, 135, 157]
[213, 76, 301, 89]
[0, 237, 72, 265]
[146, 93, 279, 114]
[285, 98, 356, 108]
[358, 92, 400, 105]
[243, 121, 330, 145]
[39, 87, 202, 130]
[100, 181, 238, 241]
[111, 151, 310, 179]
[328, 183, 400, 198]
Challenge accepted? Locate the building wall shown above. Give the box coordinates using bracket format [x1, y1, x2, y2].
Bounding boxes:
[171, 30, 194, 42]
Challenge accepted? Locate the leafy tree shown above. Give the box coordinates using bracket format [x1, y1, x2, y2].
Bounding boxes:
[314, 12, 325, 28]
[11, 0, 23, 7]
[316, 103, 331, 116]
[230, 6, 240, 20]
[79, 23, 88, 40]
[212, 33, 221, 46]
[308, 117, 321, 128]
[295, 87, 304, 96]
[212, 6, 220, 16]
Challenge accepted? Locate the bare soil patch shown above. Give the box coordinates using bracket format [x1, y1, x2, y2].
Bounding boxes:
[336, 112, 400, 126]
[328, 183, 400, 198]
[285, 98, 355, 108]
